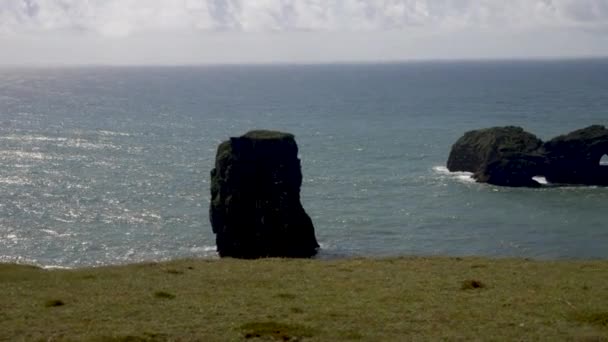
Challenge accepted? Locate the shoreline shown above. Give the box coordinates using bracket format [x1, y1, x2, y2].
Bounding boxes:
[6, 252, 608, 271]
[2, 257, 607, 340]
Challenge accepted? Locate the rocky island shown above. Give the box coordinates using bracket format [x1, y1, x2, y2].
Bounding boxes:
[448, 125, 608, 187]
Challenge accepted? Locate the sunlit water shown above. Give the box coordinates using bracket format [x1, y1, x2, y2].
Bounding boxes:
[1, 60, 608, 268]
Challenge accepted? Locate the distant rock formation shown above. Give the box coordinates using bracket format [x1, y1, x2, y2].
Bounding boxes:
[447, 126, 544, 187]
[447, 125, 608, 187]
[210, 130, 319, 258]
[543, 125, 608, 186]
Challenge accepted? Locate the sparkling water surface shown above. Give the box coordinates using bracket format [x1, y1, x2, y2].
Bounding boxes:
[1, 60, 608, 267]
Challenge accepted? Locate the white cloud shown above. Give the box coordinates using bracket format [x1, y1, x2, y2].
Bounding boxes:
[1, 0, 607, 36]
[1, 0, 607, 64]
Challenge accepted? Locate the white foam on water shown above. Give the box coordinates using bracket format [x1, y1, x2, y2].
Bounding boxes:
[51, 217, 75, 224]
[0, 255, 42, 267]
[190, 246, 217, 253]
[40, 229, 72, 238]
[318, 242, 332, 250]
[66, 182, 90, 190]
[0, 150, 49, 160]
[42, 265, 73, 270]
[62, 139, 120, 151]
[141, 212, 162, 220]
[186, 246, 219, 259]
[0, 135, 67, 143]
[432, 166, 476, 183]
[98, 130, 132, 137]
[0, 176, 31, 185]
[101, 210, 162, 225]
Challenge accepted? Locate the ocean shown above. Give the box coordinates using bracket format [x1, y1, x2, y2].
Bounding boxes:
[1, 59, 607, 268]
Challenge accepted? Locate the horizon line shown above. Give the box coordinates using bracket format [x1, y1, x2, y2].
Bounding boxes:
[1, 55, 608, 69]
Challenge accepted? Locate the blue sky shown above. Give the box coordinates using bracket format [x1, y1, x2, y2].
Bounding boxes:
[1, 0, 608, 65]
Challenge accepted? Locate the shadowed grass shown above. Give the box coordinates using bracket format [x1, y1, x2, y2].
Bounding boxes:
[92, 332, 168, 342]
[276, 293, 297, 300]
[1, 257, 608, 341]
[45, 299, 65, 307]
[572, 311, 608, 328]
[163, 269, 184, 275]
[461, 279, 485, 290]
[153, 291, 176, 300]
[241, 321, 316, 340]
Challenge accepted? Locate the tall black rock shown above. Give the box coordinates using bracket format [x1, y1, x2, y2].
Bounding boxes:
[210, 130, 319, 258]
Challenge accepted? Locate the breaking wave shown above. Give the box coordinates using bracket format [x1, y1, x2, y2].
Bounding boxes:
[432, 166, 475, 184]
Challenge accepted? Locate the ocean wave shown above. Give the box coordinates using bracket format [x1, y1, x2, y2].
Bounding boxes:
[62, 139, 120, 151]
[5, 234, 18, 241]
[0, 135, 68, 143]
[41, 229, 72, 237]
[0, 135, 119, 153]
[100, 210, 162, 225]
[189, 246, 217, 253]
[42, 265, 73, 270]
[0, 255, 40, 266]
[432, 166, 476, 183]
[97, 130, 132, 137]
[0, 150, 50, 160]
[0, 176, 31, 185]
[532, 176, 549, 185]
[432, 167, 599, 188]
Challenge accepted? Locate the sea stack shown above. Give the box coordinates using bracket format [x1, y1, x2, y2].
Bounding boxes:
[447, 126, 545, 187]
[209, 130, 319, 258]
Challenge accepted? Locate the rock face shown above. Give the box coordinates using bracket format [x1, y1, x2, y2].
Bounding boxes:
[447, 126, 544, 187]
[210, 130, 319, 258]
[447, 125, 608, 187]
[543, 125, 608, 185]
[475, 152, 546, 188]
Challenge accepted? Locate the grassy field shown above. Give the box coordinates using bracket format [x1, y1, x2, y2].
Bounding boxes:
[1, 257, 608, 341]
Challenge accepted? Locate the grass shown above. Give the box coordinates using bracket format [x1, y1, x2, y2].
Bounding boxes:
[573, 312, 608, 328]
[1, 257, 608, 341]
[153, 291, 176, 300]
[241, 321, 315, 340]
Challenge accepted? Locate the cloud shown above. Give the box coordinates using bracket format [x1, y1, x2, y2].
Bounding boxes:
[1, 0, 607, 65]
[1, 0, 608, 37]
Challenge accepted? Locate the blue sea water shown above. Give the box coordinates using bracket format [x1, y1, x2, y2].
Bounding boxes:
[1, 60, 608, 268]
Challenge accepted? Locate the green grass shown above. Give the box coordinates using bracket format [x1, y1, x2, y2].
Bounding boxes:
[241, 321, 316, 340]
[2, 257, 608, 341]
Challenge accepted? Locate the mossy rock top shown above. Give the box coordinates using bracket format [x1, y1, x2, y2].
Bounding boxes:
[544, 125, 608, 149]
[214, 130, 300, 168]
[242, 130, 295, 141]
[459, 126, 542, 154]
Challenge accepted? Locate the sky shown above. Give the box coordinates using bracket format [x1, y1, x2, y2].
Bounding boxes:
[1, 0, 608, 65]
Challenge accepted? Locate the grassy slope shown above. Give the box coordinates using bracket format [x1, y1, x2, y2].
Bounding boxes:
[1, 257, 608, 341]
